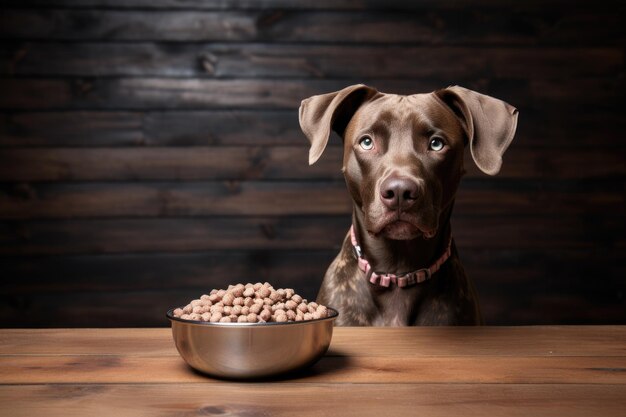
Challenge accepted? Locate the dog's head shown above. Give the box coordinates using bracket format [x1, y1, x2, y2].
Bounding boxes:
[299, 84, 518, 240]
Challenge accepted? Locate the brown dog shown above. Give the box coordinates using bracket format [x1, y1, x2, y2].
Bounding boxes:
[299, 84, 518, 326]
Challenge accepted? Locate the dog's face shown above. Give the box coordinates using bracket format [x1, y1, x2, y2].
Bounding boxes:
[299, 85, 518, 240]
[341, 94, 466, 240]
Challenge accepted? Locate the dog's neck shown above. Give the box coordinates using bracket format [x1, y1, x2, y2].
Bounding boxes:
[351, 203, 454, 276]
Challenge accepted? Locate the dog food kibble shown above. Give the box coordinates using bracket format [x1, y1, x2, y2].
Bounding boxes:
[172, 283, 331, 323]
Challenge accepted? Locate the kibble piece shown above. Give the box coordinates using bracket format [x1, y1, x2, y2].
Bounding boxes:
[269, 291, 281, 302]
[304, 312, 313, 321]
[219, 316, 232, 323]
[259, 309, 271, 322]
[223, 306, 232, 315]
[244, 297, 254, 307]
[253, 282, 263, 290]
[257, 287, 271, 298]
[285, 288, 295, 299]
[263, 297, 273, 306]
[200, 294, 211, 301]
[291, 294, 303, 304]
[190, 299, 203, 307]
[180, 314, 191, 320]
[208, 294, 219, 302]
[247, 313, 258, 323]
[232, 285, 245, 298]
[285, 300, 297, 310]
[295, 312, 304, 321]
[243, 287, 255, 297]
[286, 310, 296, 321]
[192, 305, 203, 314]
[173, 308, 184, 317]
[216, 289, 227, 298]
[237, 315, 248, 323]
[249, 303, 262, 314]
[222, 293, 235, 306]
[231, 305, 242, 315]
[210, 312, 222, 322]
[189, 313, 202, 321]
[241, 306, 250, 315]
[316, 305, 328, 318]
[297, 303, 308, 313]
[229, 314, 238, 321]
[275, 314, 288, 323]
[182, 305, 193, 314]
[201, 312, 211, 321]
[233, 297, 244, 306]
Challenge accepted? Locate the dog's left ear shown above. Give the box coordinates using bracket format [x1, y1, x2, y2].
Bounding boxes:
[435, 86, 518, 175]
[299, 84, 378, 165]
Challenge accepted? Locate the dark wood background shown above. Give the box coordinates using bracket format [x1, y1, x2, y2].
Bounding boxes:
[0, 0, 624, 327]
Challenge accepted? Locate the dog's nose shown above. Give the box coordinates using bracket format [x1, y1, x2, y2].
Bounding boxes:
[380, 176, 419, 210]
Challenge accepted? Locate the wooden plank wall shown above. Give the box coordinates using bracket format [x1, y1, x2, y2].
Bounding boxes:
[0, 0, 624, 327]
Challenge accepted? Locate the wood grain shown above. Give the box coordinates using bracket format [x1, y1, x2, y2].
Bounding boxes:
[1, 77, 622, 111]
[1, 181, 622, 219]
[2, 110, 624, 148]
[5, 0, 622, 10]
[1, 147, 624, 181]
[0, 327, 625, 416]
[1, 383, 624, 417]
[2, 248, 623, 294]
[1, 327, 625, 357]
[1, 215, 622, 255]
[1, 355, 625, 384]
[3, 43, 622, 79]
[1, 9, 623, 45]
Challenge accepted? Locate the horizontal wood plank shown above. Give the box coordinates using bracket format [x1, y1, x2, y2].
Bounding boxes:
[2, 327, 625, 357]
[1, 147, 624, 181]
[1, 383, 625, 417]
[3, 289, 624, 327]
[0, 181, 623, 219]
[1, 354, 624, 384]
[3, 43, 622, 79]
[2, 109, 624, 148]
[1, 9, 623, 45]
[0, 215, 622, 256]
[5, 0, 621, 11]
[0, 249, 337, 293]
[2, 248, 623, 294]
[0, 78, 622, 110]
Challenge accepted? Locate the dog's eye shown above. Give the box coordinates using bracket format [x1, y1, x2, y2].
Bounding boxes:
[429, 137, 445, 151]
[359, 136, 374, 150]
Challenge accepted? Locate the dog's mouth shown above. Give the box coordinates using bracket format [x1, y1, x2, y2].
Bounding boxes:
[371, 213, 437, 241]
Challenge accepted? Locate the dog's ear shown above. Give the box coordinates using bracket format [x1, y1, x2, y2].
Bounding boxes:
[435, 86, 518, 175]
[299, 84, 378, 165]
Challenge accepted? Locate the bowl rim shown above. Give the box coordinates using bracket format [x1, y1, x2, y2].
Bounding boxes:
[166, 306, 339, 327]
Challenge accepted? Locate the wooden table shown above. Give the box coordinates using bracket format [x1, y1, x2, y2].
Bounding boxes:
[1, 327, 625, 416]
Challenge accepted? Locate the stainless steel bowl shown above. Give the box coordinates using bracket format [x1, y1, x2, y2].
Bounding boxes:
[166, 307, 338, 379]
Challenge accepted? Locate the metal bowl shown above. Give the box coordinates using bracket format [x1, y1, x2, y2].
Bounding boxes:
[166, 307, 338, 379]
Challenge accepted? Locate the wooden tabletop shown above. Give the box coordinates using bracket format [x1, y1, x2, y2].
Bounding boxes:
[1, 326, 625, 416]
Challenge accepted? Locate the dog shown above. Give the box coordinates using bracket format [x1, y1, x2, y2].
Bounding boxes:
[299, 84, 518, 326]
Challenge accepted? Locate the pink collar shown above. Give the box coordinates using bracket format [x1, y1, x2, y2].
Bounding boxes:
[350, 225, 452, 288]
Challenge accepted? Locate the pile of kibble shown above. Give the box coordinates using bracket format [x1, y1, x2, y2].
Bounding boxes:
[172, 282, 330, 323]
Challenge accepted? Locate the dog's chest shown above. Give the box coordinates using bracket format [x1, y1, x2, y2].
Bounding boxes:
[369, 285, 421, 326]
